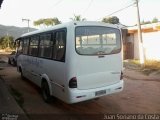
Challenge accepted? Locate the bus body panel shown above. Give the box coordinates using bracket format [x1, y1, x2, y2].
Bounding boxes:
[75, 54, 122, 90]
[18, 54, 67, 98]
[66, 80, 123, 104]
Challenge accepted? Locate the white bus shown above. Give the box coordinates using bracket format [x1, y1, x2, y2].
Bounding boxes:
[16, 21, 123, 104]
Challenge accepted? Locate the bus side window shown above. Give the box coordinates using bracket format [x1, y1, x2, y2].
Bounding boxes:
[29, 36, 39, 56]
[22, 38, 29, 55]
[17, 40, 23, 54]
[53, 30, 66, 62]
[39, 34, 53, 58]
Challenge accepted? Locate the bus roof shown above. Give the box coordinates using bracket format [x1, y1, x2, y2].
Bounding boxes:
[19, 21, 120, 38]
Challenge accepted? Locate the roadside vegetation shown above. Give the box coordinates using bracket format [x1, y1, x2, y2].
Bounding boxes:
[124, 59, 160, 75]
[0, 35, 15, 52]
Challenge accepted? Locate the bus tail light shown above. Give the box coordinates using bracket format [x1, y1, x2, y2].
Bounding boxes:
[120, 71, 123, 80]
[69, 77, 77, 88]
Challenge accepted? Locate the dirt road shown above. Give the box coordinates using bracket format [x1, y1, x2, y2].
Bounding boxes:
[0, 53, 160, 119]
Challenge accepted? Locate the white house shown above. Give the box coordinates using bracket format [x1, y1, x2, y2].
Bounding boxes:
[125, 22, 160, 60]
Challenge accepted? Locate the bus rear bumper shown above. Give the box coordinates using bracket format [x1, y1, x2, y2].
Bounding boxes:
[67, 80, 124, 104]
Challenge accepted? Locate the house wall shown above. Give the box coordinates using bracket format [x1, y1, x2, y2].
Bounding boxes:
[133, 31, 160, 60]
[127, 23, 160, 60]
[142, 31, 160, 60]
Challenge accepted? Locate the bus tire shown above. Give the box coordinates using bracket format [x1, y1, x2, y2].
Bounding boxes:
[19, 67, 25, 80]
[8, 59, 11, 64]
[41, 80, 52, 103]
[13, 59, 17, 66]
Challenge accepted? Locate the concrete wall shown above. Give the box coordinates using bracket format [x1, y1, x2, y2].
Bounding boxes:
[133, 31, 160, 60]
[143, 31, 160, 60]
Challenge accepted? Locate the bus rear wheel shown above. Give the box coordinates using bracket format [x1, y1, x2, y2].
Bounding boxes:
[8, 59, 11, 64]
[13, 59, 17, 66]
[41, 81, 52, 103]
[20, 67, 26, 80]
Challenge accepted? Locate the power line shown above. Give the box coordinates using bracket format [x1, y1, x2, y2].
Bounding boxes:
[97, 3, 135, 21]
[49, 0, 64, 12]
[53, 0, 63, 6]
[107, 3, 135, 17]
[83, 0, 94, 14]
[49, 0, 64, 9]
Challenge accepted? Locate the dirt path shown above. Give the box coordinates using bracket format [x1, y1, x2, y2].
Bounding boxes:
[0, 54, 160, 119]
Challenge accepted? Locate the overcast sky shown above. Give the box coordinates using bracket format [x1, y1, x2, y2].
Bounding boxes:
[0, 0, 160, 28]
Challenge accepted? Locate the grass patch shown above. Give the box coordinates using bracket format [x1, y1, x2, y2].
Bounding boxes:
[142, 60, 160, 75]
[124, 59, 160, 75]
[143, 60, 160, 69]
[124, 59, 141, 70]
[9, 85, 24, 108]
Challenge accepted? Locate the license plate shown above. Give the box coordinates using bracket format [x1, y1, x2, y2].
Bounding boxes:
[95, 90, 106, 96]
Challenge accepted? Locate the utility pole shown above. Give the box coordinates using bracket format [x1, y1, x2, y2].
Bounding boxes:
[6, 32, 9, 48]
[134, 0, 144, 64]
[22, 18, 30, 32]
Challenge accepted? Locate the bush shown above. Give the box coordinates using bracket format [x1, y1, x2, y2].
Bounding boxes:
[143, 60, 160, 70]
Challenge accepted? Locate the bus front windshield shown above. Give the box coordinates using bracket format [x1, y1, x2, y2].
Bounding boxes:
[75, 26, 121, 55]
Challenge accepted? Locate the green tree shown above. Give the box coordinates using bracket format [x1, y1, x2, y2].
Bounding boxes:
[70, 14, 86, 21]
[33, 18, 61, 27]
[102, 16, 120, 24]
[0, 35, 14, 49]
[152, 17, 158, 23]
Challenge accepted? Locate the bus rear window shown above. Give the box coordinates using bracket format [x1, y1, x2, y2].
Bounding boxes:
[75, 26, 121, 55]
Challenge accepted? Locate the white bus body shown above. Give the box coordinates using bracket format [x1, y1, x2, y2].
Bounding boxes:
[16, 21, 123, 104]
